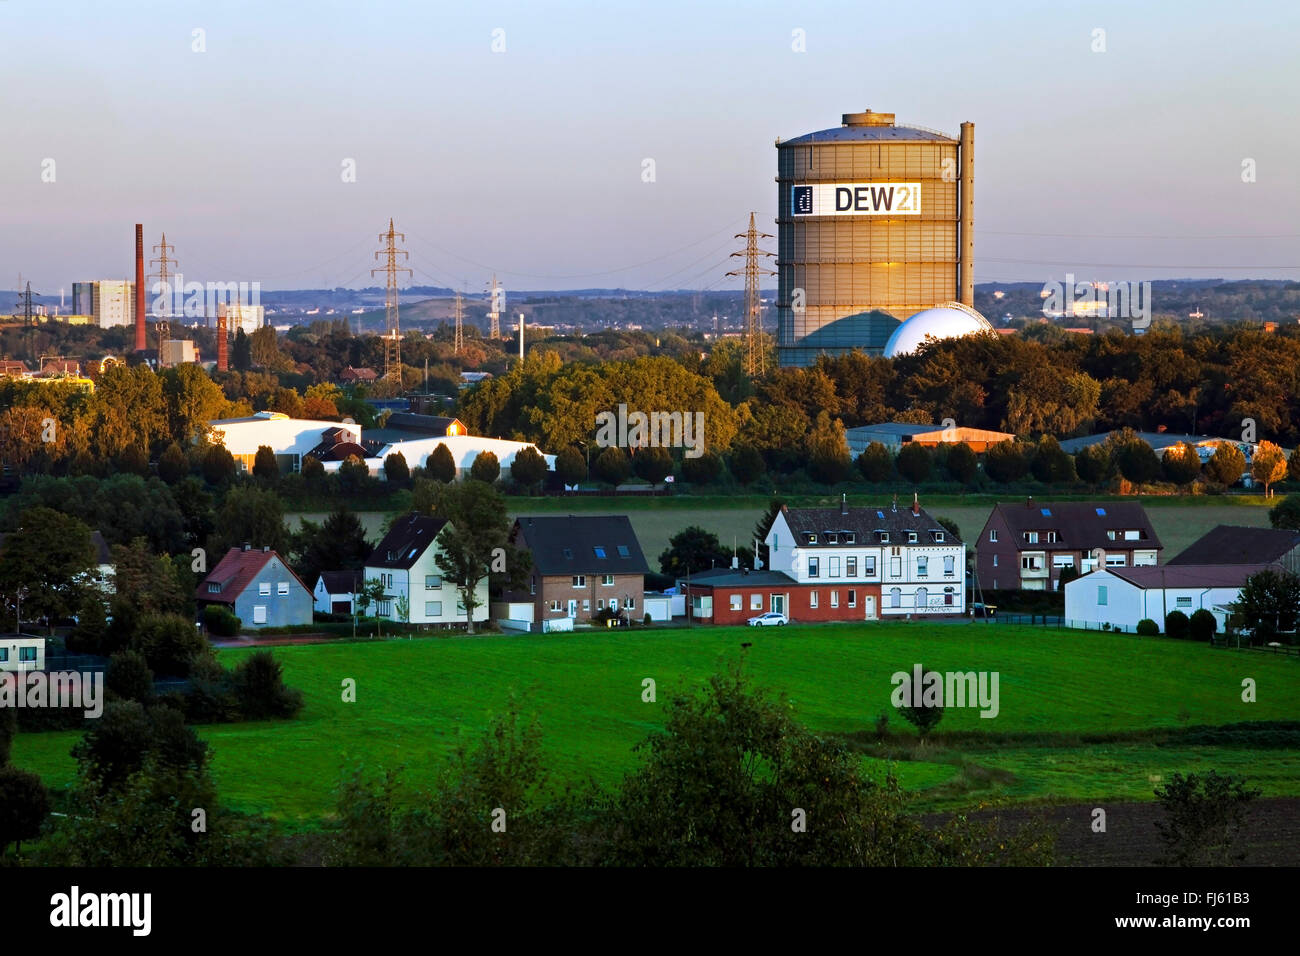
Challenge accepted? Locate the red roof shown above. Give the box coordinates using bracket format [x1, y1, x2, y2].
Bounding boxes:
[1100, 563, 1277, 590]
[196, 546, 309, 602]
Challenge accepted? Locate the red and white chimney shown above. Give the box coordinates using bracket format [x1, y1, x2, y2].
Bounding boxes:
[134, 223, 146, 352]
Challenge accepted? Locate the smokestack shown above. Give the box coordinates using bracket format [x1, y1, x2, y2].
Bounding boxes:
[134, 223, 146, 351]
[959, 122, 974, 307]
[518, 312, 524, 360]
[216, 303, 229, 372]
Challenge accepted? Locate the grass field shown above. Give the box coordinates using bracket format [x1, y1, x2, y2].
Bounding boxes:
[12, 621, 1300, 822]
[291, 494, 1276, 569]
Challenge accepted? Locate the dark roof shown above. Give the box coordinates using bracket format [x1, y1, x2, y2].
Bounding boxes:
[682, 568, 797, 588]
[306, 439, 368, 462]
[1168, 525, 1300, 566]
[779, 498, 960, 547]
[196, 547, 309, 602]
[385, 413, 463, 434]
[366, 513, 449, 569]
[1094, 564, 1276, 590]
[317, 570, 360, 593]
[514, 515, 650, 575]
[986, 501, 1161, 553]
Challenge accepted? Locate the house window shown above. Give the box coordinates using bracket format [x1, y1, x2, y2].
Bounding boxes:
[808, 557, 819, 578]
[890, 557, 902, 577]
[750, 594, 762, 610]
[593, 546, 607, 558]
[989, 529, 998, 542]
[1124, 530, 1139, 541]
[864, 556, 876, 575]
[1176, 596, 1193, 607]
[993, 555, 998, 567]
[730, 594, 742, 611]
[907, 532, 918, 543]
[426, 575, 442, 590]
[845, 533, 856, 544]
[944, 587, 954, 605]
[830, 590, 839, 608]
[1107, 530, 1117, 541]
[602, 574, 614, 586]
[935, 531, 945, 542]
[830, 556, 841, 577]
[1052, 555, 1075, 568]
[0, 649, 7, 662]
[278, 582, 289, 595]
[582, 600, 590, 612]
[259, 582, 271, 596]
[19, 646, 36, 662]
[425, 601, 442, 616]
[617, 545, 630, 558]
[1022, 556, 1041, 571]
[549, 600, 561, 612]
[808, 533, 817, 543]
[943, 555, 955, 575]
[890, 587, 902, 608]
[1105, 554, 1126, 567]
[253, 605, 268, 624]
[848, 589, 857, 608]
[880, 532, 890, 543]
[624, 596, 635, 609]
[916, 587, 928, 609]
[826, 532, 838, 544]
[1025, 531, 1038, 544]
[1047, 531, 1058, 543]
[847, 557, 858, 577]
[1097, 585, 1108, 606]
[917, 557, 928, 577]
[809, 590, 818, 608]
[563, 548, 573, 559]
[572, 575, 586, 588]
[208, 583, 221, 593]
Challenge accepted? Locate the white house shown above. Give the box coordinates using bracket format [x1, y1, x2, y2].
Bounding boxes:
[322, 434, 554, 481]
[361, 513, 489, 626]
[765, 494, 967, 618]
[314, 571, 359, 615]
[0, 636, 44, 672]
[1064, 564, 1275, 633]
[207, 411, 361, 474]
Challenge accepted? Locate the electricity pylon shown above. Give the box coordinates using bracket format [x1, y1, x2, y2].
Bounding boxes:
[487, 275, 503, 339]
[149, 233, 177, 318]
[372, 219, 411, 382]
[726, 212, 776, 377]
[453, 289, 464, 354]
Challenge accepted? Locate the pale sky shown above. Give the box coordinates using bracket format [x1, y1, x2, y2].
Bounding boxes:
[2, 0, 1297, 293]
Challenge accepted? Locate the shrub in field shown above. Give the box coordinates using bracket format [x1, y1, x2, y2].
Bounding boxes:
[1136, 618, 1159, 636]
[1164, 610, 1190, 640]
[1189, 608, 1217, 642]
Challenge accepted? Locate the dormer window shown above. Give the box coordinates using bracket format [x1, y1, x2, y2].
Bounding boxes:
[807, 533, 817, 544]
[844, 532, 856, 544]
[907, 532, 918, 543]
[563, 547, 573, 559]
[826, 532, 838, 544]
[934, 531, 945, 542]
[208, 583, 221, 593]
[879, 532, 890, 543]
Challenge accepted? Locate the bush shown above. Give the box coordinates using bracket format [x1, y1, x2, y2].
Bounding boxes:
[856, 442, 893, 483]
[1154, 771, 1261, 866]
[1136, 618, 1159, 636]
[895, 443, 932, 484]
[133, 613, 213, 678]
[202, 604, 242, 637]
[593, 446, 632, 486]
[681, 451, 722, 485]
[1189, 608, 1218, 642]
[1164, 610, 1190, 640]
[106, 649, 154, 703]
[383, 452, 411, 485]
[643, 612, 652, 626]
[0, 766, 51, 858]
[729, 445, 766, 486]
[232, 651, 304, 720]
[470, 451, 500, 484]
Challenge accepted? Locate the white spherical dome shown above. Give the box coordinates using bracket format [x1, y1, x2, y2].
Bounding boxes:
[883, 302, 995, 357]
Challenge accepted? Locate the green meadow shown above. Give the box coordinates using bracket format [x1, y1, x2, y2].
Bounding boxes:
[12, 622, 1300, 822]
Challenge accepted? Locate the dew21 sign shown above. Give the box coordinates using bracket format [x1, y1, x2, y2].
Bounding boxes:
[791, 183, 922, 216]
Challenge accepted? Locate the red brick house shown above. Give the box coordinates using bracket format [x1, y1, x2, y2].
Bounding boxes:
[681, 568, 881, 625]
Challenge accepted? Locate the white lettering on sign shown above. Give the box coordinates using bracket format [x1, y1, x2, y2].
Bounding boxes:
[791, 183, 922, 216]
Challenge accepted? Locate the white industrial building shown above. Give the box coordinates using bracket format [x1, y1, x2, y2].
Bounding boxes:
[1064, 564, 1273, 634]
[91, 280, 134, 329]
[207, 412, 360, 473]
[322, 434, 554, 480]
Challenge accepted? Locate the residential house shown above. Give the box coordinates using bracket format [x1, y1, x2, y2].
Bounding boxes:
[503, 515, 649, 628]
[362, 513, 487, 627]
[1064, 564, 1274, 633]
[976, 500, 1161, 591]
[1166, 525, 1300, 575]
[196, 545, 314, 628]
[0, 636, 44, 672]
[682, 495, 966, 623]
[340, 366, 378, 384]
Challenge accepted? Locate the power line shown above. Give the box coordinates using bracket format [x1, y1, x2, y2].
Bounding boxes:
[978, 230, 1300, 240]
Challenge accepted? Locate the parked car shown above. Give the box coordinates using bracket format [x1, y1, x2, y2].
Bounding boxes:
[747, 612, 788, 627]
[970, 603, 997, 618]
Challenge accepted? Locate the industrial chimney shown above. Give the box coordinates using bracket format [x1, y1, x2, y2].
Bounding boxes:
[216, 303, 229, 372]
[134, 224, 146, 351]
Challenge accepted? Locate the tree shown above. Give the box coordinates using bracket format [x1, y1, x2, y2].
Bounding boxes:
[752, 499, 785, 571]
[1074, 444, 1111, 485]
[161, 363, 227, 444]
[1231, 569, 1300, 644]
[232, 651, 303, 719]
[338, 455, 371, 493]
[895, 443, 932, 484]
[1189, 608, 1217, 642]
[984, 441, 1029, 483]
[1164, 609, 1190, 640]
[1205, 442, 1246, 486]
[384, 451, 411, 485]
[1115, 439, 1162, 485]
[232, 328, 253, 372]
[158, 442, 189, 483]
[806, 411, 851, 484]
[132, 613, 214, 678]
[1154, 771, 1261, 866]
[0, 766, 51, 858]
[1269, 495, 1300, 531]
[302, 454, 326, 484]
[430, 481, 517, 634]
[510, 446, 548, 492]
[945, 442, 978, 485]
[1161, 441, 1202, 486]
[106, 649, 155, 703]
[213, 484, 288, 555]
[426, 444, 457, 483]
[1030, 436, 1075, 484]
[633, 447, 673, 485]
[856, 442, 893, 483]
[1252, 440, 1287, 498]
[892, 666, 945, 740]
[356, 577, 388, 636]
[659, 526, 731, 576]
[554, 446, 586, 487]
[593, 446, 631, 487]
[110, 538, 190, 618]
[729, 444, 766, 486]
[71, 700, 209, 795]
[682, 450, 722, 485]
[1288, 447, 1300, 484]
[291, 506, 371, 590]
[0, 507, 97, 634]
[252, 444, 279, 482]
[202, 444, 237, 485]
[469, 450, 500, 484]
